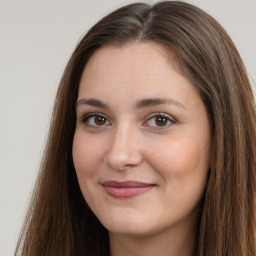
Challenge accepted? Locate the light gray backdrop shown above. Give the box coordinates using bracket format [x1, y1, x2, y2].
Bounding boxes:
[0, 0, 255, 255]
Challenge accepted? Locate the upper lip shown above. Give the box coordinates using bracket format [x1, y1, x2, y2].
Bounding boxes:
[101, 180, 155, 188]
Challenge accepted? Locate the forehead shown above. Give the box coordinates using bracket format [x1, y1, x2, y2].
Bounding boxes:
[77, 43, 207, 117]
[78, 42, 188, 95]
[77, 42, 206, 122]
[87, 42, 180, 71]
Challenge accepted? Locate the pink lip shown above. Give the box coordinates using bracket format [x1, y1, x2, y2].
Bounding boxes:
[101, 180, 155, 199]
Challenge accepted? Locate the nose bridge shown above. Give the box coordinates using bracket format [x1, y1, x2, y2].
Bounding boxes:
[105, 121, 142, 170]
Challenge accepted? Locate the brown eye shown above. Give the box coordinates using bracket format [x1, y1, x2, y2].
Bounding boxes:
[145, 113, 174, 129]
[155, 116, 168, 126]
[82, 113, 110, 127]
[94, 116, 107, 125]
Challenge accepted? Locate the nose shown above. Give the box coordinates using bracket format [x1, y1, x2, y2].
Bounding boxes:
[104, 125, 143, 171]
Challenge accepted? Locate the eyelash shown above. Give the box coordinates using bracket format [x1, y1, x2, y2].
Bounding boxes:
[143, 113, 176, 129]
[80, 112, 176, 129]
[81, 112, 111, 127]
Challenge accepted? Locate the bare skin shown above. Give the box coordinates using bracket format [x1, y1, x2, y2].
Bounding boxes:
[73, 42, 211, 256]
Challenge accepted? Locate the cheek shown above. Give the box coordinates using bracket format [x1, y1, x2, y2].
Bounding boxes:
[72, 131, 103, 177]
[72, 131, 105, 209]
[148, 134, 210, 184]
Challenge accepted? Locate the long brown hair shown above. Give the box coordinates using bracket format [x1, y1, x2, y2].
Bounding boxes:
[15, 1, 256, 255]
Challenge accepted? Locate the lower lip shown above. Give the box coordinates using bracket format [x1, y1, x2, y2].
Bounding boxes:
[103, 186, 154, 199]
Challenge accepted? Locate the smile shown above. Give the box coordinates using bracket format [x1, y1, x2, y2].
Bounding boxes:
[101, 180, 155, 199]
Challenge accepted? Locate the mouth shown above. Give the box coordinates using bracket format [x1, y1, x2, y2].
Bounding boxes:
[101, 180, 156, 199]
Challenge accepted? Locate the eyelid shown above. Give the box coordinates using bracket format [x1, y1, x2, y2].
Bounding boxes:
[80, 112, 108, 120]
[143, 112, 177, 129]
[80, 112, 112, 126]
[146, 112, 176, 121]
[79, 111, 177, 129]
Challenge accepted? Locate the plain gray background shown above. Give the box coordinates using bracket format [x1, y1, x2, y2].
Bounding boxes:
[0, 1, 255, 255]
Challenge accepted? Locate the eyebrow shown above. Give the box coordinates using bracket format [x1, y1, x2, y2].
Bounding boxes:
[135, 98, 187, 110]
[76, 97, 187, 110]
[76, 98, 110, 109]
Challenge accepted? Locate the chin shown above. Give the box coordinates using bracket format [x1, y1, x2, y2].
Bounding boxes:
[99, 214, 158, 237]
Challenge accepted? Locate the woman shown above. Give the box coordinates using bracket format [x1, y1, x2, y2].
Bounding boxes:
[15, 1, 256, 255]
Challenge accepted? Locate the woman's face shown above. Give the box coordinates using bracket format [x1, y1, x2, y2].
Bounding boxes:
[73, 42, 211, 238]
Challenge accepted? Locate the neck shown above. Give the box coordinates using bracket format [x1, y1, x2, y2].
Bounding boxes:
[109, 219, 198, 256]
